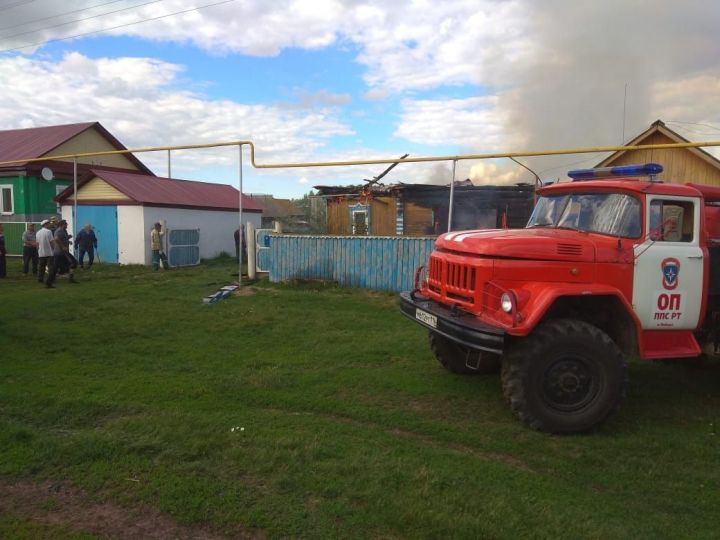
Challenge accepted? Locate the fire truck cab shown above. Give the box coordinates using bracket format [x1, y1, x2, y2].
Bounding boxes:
[400, 163, 720, 433]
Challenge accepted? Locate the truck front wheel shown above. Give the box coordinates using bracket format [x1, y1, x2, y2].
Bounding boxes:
[501, 319, 627, 433]
[429, 332, 501, 375]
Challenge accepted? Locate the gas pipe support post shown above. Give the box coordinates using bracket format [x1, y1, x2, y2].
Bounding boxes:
[238, 143, 244, 288]
[447, 159, 457, 233]
[73, 158, 77, 252]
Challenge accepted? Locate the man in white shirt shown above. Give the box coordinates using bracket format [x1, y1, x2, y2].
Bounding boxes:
[36, 219, 55, 285]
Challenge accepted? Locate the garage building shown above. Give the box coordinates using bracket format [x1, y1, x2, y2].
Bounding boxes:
[57, 168, 262, 265]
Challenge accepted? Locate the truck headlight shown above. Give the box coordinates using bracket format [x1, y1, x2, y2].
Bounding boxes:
[501, 292, 513, 313]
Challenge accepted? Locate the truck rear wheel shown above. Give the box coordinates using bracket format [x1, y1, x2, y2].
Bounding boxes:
[429, 332, 501, 375]
[501, 319, 627, 433]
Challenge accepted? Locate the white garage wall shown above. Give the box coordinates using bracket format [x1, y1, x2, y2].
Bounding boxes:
[64, 204, 263, 265]
[60, 205, 73, 234]
[117, 205, 146, 265]
[141, 207, 262, 263]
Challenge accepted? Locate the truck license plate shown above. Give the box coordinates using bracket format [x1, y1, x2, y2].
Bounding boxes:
[416, 308, 437, 328]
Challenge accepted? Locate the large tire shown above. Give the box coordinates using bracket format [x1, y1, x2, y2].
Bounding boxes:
[501, 319, 627, 434]
[429, 332, 501, 375]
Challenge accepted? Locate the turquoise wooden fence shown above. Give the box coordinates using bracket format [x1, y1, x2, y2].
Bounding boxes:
[268, 235, 437, 292]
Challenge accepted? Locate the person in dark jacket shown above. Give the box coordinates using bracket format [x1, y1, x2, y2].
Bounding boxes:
[46, 219, 78, 287]
[0, 223, 6, 278]
[22, 223, 39, 275]
[234, 225, 246, 262]
[76, 223, 98, 268]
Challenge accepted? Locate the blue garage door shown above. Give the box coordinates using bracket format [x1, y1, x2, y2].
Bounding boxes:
[75, 205, 119, 263]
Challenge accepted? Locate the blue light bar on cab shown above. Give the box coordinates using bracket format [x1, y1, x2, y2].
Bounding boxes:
[568, 163, 664, 180]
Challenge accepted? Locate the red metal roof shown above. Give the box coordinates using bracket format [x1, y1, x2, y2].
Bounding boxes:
[0, 121, 153, 175]
[0, 122, 94, 161]
[58, 169, 263, 212]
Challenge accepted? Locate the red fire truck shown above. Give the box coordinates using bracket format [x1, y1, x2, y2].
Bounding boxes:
[401, 163, 720, 433]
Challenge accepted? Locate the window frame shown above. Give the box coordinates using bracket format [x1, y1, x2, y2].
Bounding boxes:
[647, 197, 697, 244]
[348, 202, 371, 236]
[0, 184, 14, 215]
[55, 184, 67, 214]
[352, 209, 369, 235]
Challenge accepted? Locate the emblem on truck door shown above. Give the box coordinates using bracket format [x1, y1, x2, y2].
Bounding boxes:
[661, 257, 680, 290]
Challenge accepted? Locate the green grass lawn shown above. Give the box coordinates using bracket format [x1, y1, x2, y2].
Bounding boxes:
[1, 255, 719, 538]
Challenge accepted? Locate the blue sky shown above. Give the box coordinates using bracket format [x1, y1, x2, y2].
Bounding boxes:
[0, 0, 718, 197]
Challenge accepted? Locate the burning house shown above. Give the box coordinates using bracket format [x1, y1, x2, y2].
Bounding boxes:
[313, 180, 536, 236]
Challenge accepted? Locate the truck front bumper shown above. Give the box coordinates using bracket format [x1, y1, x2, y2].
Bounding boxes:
[399, 291, 505, 354]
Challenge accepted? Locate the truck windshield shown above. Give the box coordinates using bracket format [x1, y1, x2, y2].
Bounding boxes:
[527, 192, 641, 238]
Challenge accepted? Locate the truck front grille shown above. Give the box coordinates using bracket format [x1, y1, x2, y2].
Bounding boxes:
[447, 262, 476, 292]
[427, 255, 477, 305]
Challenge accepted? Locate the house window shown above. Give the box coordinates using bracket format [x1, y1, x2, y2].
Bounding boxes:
[56, 184, 66, 214]
[0, 185, 13, 215]
[353, 210, 368, 235]
[349, 203, 371, 235]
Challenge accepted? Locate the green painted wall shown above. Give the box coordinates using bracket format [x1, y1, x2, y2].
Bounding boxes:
[0, 175, 70, 217]
[2, 222, 40, 256]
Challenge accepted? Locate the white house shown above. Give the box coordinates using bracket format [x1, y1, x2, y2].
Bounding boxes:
[57, 168, 263, 265]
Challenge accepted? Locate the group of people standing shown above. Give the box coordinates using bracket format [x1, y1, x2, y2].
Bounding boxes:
[0, 218, 98, 286]
[0, 219, 245, 280]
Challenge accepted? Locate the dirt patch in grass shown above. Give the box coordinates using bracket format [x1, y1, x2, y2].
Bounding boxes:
[0, 478, 264, 540]
[234, 287, 258, 297]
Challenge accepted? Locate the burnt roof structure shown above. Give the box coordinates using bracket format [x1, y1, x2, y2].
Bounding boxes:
[314, 181, 534, 209]
[316, 181, 536, 233]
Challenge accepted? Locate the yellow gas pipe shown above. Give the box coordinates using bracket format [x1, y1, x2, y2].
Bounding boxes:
[1, 139, 720, 169]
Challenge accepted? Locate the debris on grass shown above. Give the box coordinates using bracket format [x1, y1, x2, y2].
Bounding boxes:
[202, 284, 240, 304]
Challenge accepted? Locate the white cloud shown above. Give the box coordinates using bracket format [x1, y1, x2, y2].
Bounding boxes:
[394, 96, 509, 150]
[281, 89, 352, 110]
[0, 1, 529, 90]
[0, 0, 346, 55]
[0, 53, 353, 176]
[363, 88, 389, 101]
[353, 1, 532, 93]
